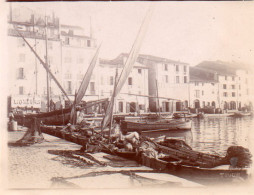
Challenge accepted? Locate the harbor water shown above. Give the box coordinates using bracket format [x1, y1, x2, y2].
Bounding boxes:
[142, 116, 254, 156]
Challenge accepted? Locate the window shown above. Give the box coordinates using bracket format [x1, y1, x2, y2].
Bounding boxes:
[164, 64, 168, 71]
[232, 92, 235, 97]
[128, 77, 132, 85]
[17, 38, 25, 47]
[232, 85, 235, 89]
[18, 67, 24, 79]
[90, 82, 95, 94]
[119, 102, 123, 112]
[202, 91, 204, 96]
[110, 76, 114, 85]
[232, 76, 235, 81]
[138, 69, 142, 74]
[195, 82, 199, 86]
[19, 86, 24, 95]
[223, 84, 227, 89]
[67, 81, 72, 93]
[195, 90, 200, 98]
[65, 73, 72, 79]
[211, 83, 214, 86]
[87, 40, 91, 47]
[176, 65, 179, 72]
[19, 54, 25, 62]
[184, 65, 187, 73]
[101, 90, 104, 96]
[223, 92, 227, 97]
[65, 37, 69, 45]
[239, 85, 241, 90]
[225, 76, 227, 80]
[176, 76, 180, 83]
[184, 76, 187, 83]
[165, 75, 168, 83]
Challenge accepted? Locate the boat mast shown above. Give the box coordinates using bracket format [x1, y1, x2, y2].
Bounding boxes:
[45, 15, 50, 112]
[156, 79, 161, 117]
[33, 13, 38, 95]
[109, 67, 118, 140]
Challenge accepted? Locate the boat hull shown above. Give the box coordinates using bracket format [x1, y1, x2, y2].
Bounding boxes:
[121, 119, 192, 132]
[140, 154, 249, 185]
[14, 108, 71, 127]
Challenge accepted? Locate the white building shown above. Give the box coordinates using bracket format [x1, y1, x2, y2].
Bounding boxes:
[137, 55, 190, 112]
[60, 24, 96, 98]
[189, 67, 219, 110]
[7, 6, 96, 112]
[96, 54, 149, 114]
[189, 61, 254, 112]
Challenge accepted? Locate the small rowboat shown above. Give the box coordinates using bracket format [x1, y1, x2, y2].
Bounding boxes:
[121, 119, 192, 133]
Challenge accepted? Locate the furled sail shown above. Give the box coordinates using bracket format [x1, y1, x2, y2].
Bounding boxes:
[70, 45, 101, 123]
[101, 6, 154, 130]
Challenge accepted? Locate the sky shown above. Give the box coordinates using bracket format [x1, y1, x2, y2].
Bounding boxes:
[6, 1, 254, 67]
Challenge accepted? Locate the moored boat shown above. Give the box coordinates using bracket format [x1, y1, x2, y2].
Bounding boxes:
[232, 112, 252, 117]
[120, 119, 192, 133]
[140, 153, 249, 185]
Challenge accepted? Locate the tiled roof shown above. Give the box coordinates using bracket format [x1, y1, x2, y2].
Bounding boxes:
[190, 66, 218, 83]
[196, 61, 251, 75]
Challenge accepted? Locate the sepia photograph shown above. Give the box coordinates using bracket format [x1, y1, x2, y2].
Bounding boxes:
[1, 0, 254, 192]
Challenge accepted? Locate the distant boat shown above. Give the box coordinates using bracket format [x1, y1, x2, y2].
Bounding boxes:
[120, 119, 192, 133]
[172, 112, 198, 119]
[233, 112, 252, 117]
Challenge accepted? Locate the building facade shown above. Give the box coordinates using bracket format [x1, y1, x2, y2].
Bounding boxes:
[97, 54, 149, 114]
[7, 6, 96, 112]
[137, 55, 190, 112]
[189, 61, 254, 112]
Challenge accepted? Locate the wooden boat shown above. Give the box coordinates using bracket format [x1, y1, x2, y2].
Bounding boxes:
[140, 153, 249, 185]
[138, 137, 251, 185]
[232, 112, 252, 117]
[120, 119, 192, 133]
[14, 98, 108, 127]
[173, 113, 198, 119]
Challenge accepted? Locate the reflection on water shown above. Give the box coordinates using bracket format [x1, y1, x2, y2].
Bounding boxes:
[142, 116, 253, 156]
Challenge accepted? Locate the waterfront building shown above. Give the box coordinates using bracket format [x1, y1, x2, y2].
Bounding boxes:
[60, 24, 96, 102]
[7, 6, 96, 112]
[137, 55, 190, 113]
[189, 67, 219, 110]
[97, 54, 149, 114]
[190, 61, 253, 111]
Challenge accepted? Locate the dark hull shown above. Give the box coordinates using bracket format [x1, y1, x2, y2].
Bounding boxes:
[121, 120, 192, 132]
[40, 125, 89, 146]
[14, 108, 71, 127]
[141, 154, 249, 185]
